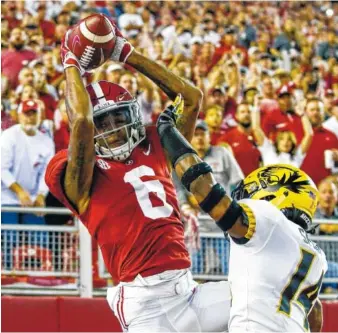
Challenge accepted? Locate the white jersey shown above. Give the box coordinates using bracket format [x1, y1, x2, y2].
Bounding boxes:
[228, 199, 327, 332]
[1, 124, 55, 205]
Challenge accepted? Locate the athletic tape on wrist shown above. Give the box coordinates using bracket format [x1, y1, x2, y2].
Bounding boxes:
[158, 125, 196, 167]
[199, 183, 226, 213]
[216, 200, 243, 232]
[181, 162, 212, 192]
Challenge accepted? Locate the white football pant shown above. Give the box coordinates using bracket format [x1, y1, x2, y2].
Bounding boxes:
[107, 269, 231, 332]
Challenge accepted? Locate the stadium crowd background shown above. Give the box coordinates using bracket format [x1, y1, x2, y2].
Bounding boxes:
[1, 1, 338, 291]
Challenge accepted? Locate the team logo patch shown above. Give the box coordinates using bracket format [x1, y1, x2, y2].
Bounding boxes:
[97, 159, 111, 170]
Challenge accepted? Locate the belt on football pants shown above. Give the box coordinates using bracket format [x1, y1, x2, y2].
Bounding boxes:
[118, 270, 196, 299]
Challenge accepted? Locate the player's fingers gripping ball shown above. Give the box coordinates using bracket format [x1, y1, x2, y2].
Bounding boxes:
[61, 30, 86, 76]
[105, 16, 134, 63]
[65, 14, 124, 71]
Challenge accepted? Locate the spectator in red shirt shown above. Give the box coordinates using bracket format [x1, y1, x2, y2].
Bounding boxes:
[262, 84, 304, 143]
[204, 105, 226, 145]
[301, 98, 338, 185]
[3, 2, 21, 30]
[53, 99, 70, 153]
[42, 51, 64, 89]
[1, 28, 37, 89]
[210, 26, 248, 69]
[36, 3, 56, 46]
[217, 102, 261, 176]
[208, 85, 237, 129]
[259, 77, 279, 119]
[33, 69, 57, 121]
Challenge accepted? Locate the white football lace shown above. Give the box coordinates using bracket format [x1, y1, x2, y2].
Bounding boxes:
[80, 46, 95, 68]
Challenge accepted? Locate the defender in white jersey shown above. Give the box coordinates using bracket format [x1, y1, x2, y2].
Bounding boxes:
[228, 199, 327, 332]
[157, 105, 327, 332]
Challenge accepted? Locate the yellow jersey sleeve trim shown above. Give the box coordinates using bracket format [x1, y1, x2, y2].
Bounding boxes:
[239, 203, 256, 240]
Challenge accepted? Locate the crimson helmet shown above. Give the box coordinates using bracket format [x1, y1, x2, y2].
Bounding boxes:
[86, 81, 145, 161]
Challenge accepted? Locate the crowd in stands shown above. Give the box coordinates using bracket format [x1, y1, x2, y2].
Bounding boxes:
[1, 1, 338, 289]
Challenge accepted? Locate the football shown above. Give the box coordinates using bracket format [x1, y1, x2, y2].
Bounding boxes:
[66, 14, 116, 70]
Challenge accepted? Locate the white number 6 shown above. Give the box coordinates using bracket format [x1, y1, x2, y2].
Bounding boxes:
[124, 166, 173, 219]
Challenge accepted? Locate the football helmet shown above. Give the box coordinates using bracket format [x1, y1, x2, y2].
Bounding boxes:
[86, 80, 145, 161]
[231, 164, 318, 231]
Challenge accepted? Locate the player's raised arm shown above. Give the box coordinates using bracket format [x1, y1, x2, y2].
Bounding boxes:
[107, 19, 203, 142]
[61, 36, 95, 214]
[127, 51, 203, 142]
[157, 99, 249, 239]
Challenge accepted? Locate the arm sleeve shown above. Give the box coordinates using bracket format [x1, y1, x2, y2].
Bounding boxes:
[1, 131, 16, 188]
[38, 140, 55, 196]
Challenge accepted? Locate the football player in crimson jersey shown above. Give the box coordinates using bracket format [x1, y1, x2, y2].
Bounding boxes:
[45, 18, 232, 332]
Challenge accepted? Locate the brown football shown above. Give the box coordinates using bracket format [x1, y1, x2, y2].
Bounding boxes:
[66, 14, 116, 70]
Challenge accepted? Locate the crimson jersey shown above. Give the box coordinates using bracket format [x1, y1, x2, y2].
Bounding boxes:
[217, 127, 261, 176]
[45, 126, 190, 284]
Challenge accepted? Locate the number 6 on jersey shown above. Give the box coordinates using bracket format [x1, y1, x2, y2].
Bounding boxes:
[124, 165, 173, 219]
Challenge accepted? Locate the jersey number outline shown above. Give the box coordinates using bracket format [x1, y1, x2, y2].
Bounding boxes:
[277, 248, 323, 330]
[124, 165, 173, 219]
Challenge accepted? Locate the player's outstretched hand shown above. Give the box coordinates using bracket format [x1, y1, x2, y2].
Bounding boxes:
[106, 17, 134, 63]
[61, 30, 86, 76]
[157, 94, 184, 128]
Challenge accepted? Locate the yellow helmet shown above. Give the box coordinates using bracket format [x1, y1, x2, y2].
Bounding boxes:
[231, 164, 318, 231]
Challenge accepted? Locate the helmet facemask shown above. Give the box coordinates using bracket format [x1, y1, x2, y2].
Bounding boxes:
[93, 100, 145, 161]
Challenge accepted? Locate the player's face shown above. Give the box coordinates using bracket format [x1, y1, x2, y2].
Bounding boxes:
[94, 108, 131, 149]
